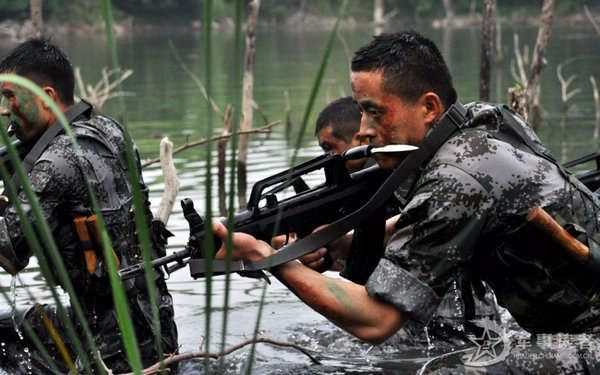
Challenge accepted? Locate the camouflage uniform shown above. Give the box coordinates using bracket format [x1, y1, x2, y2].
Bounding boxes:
[0, 111, 178, 372]
[365, 102, 600, 372]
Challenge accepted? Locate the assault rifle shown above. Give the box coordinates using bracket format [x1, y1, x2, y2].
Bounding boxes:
[118, 146, 600, 282]
[119, 145, 414, 281]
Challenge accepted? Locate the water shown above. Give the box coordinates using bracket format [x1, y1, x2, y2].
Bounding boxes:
[0, 23, 600, 373]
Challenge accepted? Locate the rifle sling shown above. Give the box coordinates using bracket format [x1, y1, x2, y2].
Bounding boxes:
[8, 100, 92, 192]
[191, 102, 468, 276]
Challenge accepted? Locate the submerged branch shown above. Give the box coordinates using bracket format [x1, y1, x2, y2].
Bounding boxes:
[118, 337, 320, 375]
[140, 121, 281, 169]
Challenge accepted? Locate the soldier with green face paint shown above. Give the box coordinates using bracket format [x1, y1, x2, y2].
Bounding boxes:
[0, 38, 178, 373]
[214, 31, 600, 373]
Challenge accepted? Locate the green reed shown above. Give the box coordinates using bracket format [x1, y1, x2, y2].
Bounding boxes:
[244, 1, 348, 373]
[219, 0, 244, 371]
[99, 0, 166, 373]
[202, 0, 216, 372]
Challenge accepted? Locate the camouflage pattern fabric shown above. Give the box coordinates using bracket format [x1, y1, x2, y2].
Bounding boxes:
[0, 113, 178, 372]
[365, 102, 600, 371]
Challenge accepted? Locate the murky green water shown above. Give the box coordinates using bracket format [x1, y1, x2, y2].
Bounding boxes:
[0, 23, 599, 373]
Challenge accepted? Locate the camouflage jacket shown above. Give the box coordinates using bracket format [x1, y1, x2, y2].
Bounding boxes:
[0, 111, 177, 370]
[366, 102, 600, 334]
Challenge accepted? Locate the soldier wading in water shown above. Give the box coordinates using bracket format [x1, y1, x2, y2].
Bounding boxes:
[0, 38, 178, 373]
[213, 31, 600, 372]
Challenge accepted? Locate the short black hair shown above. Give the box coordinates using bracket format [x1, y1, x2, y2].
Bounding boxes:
[315, 96, 361, 143]
[351, 31, 456, 109]
[0, 38, 75, 105]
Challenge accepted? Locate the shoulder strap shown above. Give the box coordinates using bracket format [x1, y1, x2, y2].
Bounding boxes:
[190, 102, 469, 276]
[9, 100, 93, 191]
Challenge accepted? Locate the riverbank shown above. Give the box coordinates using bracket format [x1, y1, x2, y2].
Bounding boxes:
[1, 6, 599, 44]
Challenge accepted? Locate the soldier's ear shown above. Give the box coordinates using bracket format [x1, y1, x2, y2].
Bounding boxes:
[420, 92, 443, 126]
[40, 86, 59, 109]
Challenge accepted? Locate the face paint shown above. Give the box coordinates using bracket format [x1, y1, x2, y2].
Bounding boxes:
[1, 84, 45, 142]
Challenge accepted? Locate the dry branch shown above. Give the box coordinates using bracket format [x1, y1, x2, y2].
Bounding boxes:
[591, 76, 600, 141]
[284, 90, 293, 140]
[117, 337, 320, 375]
[238, 0, 261, 209]
[140, 121, 280, 169]
[479, 0, 495, 101]
[584, 5, 600, 37]
[526, 0, 555, 129]
[218, 105, 233, 216]
[29, 0, 43, 37]
[168, 40, 222, 115]
[74, 67, 134, 110]
[154, 137, 179, 225]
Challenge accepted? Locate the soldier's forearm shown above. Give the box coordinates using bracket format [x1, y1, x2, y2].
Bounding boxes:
[272, 261, 407, 343]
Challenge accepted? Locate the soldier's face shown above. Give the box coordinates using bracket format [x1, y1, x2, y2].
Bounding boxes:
[351, 69, 431, 169]
[317, 124, 365, 172]
[0, 80, 50, 142]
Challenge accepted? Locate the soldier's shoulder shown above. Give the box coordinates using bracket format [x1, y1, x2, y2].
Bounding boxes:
[72, 115, 123, 137]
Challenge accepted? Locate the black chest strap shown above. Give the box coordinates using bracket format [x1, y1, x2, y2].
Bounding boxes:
[10, 100, 93, 191]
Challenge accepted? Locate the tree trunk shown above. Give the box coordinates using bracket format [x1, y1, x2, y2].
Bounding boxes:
[237, 0, 260, 209]
[479, 0, 495, 101]
[219, 105, 233, 216]
[591, 76, 600, 141]
[29, 0, 43, 37]
[442, 0, 454, 27]
[526, 0, 555, 129]
[373, 0, 384, 36]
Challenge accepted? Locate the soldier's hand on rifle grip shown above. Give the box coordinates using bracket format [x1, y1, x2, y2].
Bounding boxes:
[299, 225, 351, 272]
[212, 220, 275, 263]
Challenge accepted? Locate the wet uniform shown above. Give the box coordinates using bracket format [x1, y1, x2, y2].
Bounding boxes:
[0, 109, 178, 373]
[366, 102, 600, 372]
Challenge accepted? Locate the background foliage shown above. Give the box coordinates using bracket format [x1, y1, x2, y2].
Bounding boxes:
[0, 0, 590, 24]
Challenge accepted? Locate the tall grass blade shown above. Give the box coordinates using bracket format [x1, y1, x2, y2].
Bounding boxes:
[99, 0, 165, 373]
[202, 0, 216, 372]
[243, 280, 268, 375]
[245, 1, 347, 372]
[291, 0, 347, 166]
[219, 0, 244, 370]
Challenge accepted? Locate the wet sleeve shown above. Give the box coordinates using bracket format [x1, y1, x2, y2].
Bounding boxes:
[0, 158, 78, 274]
[365, 163, 494, 324]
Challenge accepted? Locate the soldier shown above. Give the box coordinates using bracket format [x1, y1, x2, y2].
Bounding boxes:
[315, 96, 366, 172]
[0, 38, 177, 372]
[214, 31, 600, 372]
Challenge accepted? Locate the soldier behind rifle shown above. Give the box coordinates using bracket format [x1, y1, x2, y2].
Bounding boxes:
[0, 38, 177, 373]
[315, 96, 366, 173]
[215, 31, 600, 372]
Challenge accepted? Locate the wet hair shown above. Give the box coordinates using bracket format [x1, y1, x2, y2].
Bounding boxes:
[0, 38, 75, 105]
[315, 96, 361, 143]
[351, 31, 457, 109]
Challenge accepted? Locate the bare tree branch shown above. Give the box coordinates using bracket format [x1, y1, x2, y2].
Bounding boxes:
[584, 5, 600, 37]
[218, 105, 233, 216]
[117, 337, 320, 375]
[238, 0, 261, 209]
[168, 40, 222, 115]
[140, 121, 281, 169]
[591, 76, 600, 140]
[74, 67, 134, 111]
